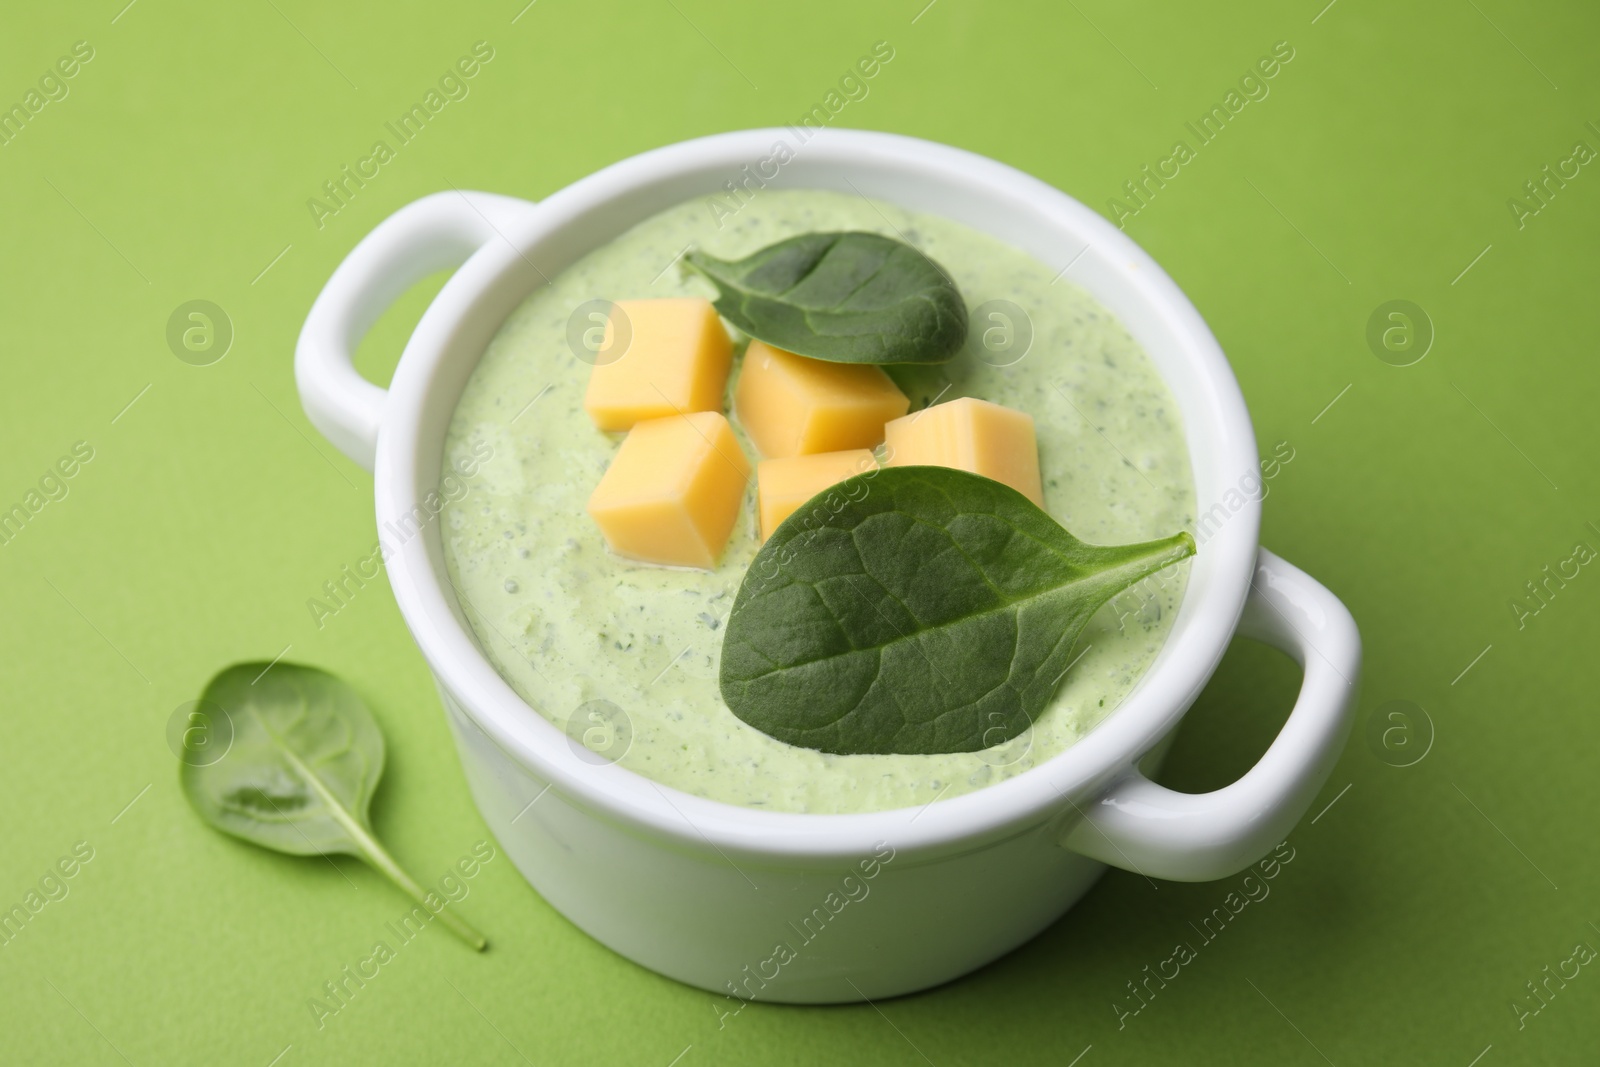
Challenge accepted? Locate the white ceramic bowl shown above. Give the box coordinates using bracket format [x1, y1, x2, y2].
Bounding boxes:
[296, 128, 1360, 1003]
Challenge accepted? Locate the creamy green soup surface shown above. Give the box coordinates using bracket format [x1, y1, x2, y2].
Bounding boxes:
[440, 189, 1194, 814]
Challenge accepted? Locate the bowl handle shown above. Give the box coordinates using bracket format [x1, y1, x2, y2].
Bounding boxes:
[294, 190, 540, 471]
[1060, 548, 1361, 881]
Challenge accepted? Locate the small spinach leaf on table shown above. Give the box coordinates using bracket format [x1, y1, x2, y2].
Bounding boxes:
[179, 662, 488, 949]
[719, 467, 1195, 755]
[686, 231, 967, 365]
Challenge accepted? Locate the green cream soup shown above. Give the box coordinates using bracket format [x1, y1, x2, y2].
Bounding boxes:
[441, 190, 1194, 814]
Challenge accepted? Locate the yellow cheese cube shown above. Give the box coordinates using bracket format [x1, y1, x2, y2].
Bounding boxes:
[756, 449, 877, 541]
[586, 412, 751, 569]
[884, 397, 1044, 506]
[583, 298, 732, 431]
[733, 340, 909, 459]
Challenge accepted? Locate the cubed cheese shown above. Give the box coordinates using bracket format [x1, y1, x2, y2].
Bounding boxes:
[756, 449, 877, 541]
[586, 411, 751, 569]
[884, 396, 1044, 505]
[733, 340, 909, 459]
[583, 298, 732, 431]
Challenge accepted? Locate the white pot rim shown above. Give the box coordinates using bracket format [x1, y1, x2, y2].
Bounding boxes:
[305, 128, 1279, 864]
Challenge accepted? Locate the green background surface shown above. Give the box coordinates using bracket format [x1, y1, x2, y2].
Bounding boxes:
[2, 1, 1596, 1063]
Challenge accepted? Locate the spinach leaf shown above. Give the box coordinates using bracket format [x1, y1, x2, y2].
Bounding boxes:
[179, 662, 488, 950]
[685, 231, 967, 365]
[719, 467, 1195, 755]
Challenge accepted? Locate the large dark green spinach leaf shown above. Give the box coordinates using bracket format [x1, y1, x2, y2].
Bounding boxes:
[719, 467, 1194, 755]
[685, 231, 967, 365]
[179, 662, 488, 949]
